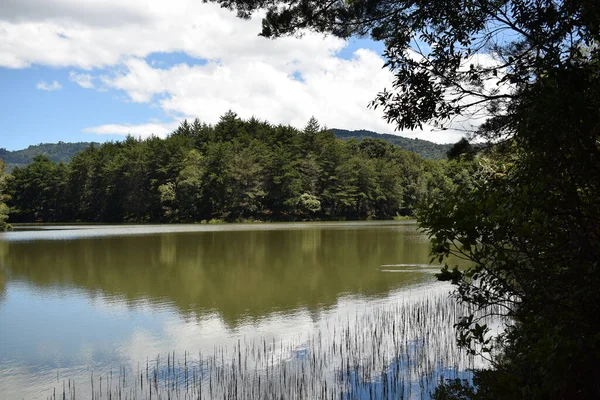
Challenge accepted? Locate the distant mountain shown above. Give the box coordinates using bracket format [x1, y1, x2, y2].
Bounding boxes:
[0, 142, 98, 171]
[0, 129, 451, 172]
[331, 129, 452, 159]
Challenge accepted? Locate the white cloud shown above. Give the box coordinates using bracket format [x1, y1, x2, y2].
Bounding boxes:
[69, 71, 94, 88]
[1, 0, 153, 27]
[96, 49, 463, 143]
[83, 121, 178, 139]
[36, 80, 61, 91]
[2, 0, 469, 144]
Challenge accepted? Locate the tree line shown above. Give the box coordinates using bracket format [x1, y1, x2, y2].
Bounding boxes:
[0, 159, 9, 231]
[0, 132, 450, 171]
[1, 113, 467, 225]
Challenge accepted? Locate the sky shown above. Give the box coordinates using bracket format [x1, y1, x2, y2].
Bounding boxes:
[0, 0, 466, 151]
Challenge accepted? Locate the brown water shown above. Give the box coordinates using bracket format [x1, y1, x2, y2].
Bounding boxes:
[0, 221, 474, 399]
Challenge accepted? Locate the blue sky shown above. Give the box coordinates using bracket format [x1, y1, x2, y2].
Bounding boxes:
[0, 1, 457, 151]
[1, 67, 156, 148]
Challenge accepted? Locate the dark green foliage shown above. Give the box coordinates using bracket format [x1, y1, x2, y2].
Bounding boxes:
[432, 371, 515, 400]
[9, 155, 69, 222]
[432, 379, 477, 400]
[333, 129, 452, 159]
[446, 139, 475, 161]
[421, 58, 600, 399]
[2, 128, 448, 174]
[6, 115, 455, 223]
[0, 158, 11, 231]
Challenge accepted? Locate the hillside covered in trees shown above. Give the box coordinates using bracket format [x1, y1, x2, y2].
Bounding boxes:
[3, 113, 468, 224]
[0, 128, 449, 172]
[332, 129, 451, 159]
[0, 142, 99, 171]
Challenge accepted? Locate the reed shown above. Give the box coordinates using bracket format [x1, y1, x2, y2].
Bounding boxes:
[48, 290, 498, 399]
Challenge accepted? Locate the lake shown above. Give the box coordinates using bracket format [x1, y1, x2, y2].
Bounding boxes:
[0, 221, 478, 399]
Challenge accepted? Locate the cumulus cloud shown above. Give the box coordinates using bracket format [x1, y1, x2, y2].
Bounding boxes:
[0, 0, 153, 27]
[1, 0, 467, 143]
[36, 80, 61, 91]
[69, 71, 94, 88]
[83, 121, 179, 139]
[99, 49, 398, 130]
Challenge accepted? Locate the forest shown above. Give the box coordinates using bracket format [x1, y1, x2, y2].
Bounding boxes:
[0, 113, 469, 225]
[0, 130, 449, 171]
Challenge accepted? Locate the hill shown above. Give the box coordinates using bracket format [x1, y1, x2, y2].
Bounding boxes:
[0, 142, 98, 171]
[331, 129, 451, 159]
[0, 129, 451, 171]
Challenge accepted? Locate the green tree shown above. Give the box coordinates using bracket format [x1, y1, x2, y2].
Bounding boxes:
[105, 137, 152, 222]
[446, 138, 475, 161]
[175, 149, 206, 221]
[9, 155, 68, 222]
[68, 145, 103, 221]
[301, 116, 321, 155]
[371, 156, 404, 218]
[202, 141, 234, 219]
[228, 142, 267, 220]
[146, 134, 193, 221]
[264, 143, 302, 218]
[0, 158, 11, 231]
[295, 193, 321, 219]
[316, 136, 351, 218]
[215, 110, 245, 143]
[420, 66, 600, 399]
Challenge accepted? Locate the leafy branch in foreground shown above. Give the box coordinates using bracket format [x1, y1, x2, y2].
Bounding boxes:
[421, 62, 600, 396]
[208, 0, 598, 138]
[206, 1, 600, 398]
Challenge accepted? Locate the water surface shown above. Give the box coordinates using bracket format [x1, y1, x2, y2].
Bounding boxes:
[0, 221, 471, 399]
